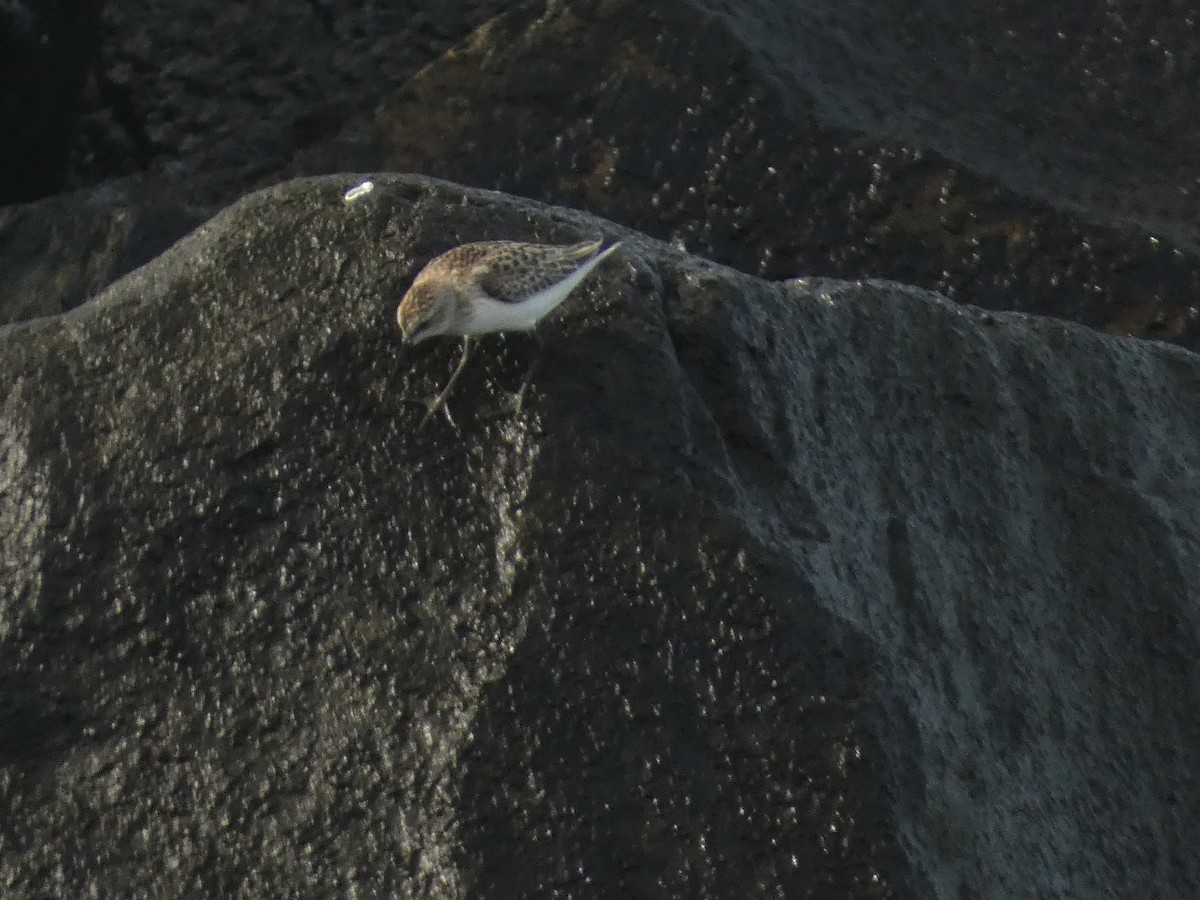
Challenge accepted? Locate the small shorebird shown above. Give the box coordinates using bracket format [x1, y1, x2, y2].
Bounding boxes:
[396, 238, 622, 426]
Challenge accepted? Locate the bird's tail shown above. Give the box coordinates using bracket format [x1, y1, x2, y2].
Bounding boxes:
[512, 240, 623, 329]
[562, 239, 605, 260]
[590, 240, 622, 264]
[566, 240, 622, 265]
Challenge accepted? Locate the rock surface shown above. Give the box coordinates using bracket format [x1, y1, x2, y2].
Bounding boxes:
[6, 0, 1200, 350]
[69, 0, 510, 191]
[0, 180, 210, 325]
[692, 0, 1200, 245]
[2, 175, 1198, 898]
[305, 0, 1200, 345]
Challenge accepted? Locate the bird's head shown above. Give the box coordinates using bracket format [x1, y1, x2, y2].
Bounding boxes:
[396, 277, 460, 345]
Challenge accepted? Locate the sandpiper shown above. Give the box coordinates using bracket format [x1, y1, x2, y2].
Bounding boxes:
[397, 238, 622, 426]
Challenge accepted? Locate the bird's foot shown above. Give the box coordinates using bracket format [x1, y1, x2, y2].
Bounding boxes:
[420, 394, 458, 430]
[398, 395, 458, 430]
[401, 338, 473, 431]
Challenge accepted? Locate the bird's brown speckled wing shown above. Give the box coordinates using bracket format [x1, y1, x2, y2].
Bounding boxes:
[423, 241, 517, 275]
[474, 240, 604, 303]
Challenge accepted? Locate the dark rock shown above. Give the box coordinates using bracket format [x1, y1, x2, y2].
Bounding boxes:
[2, 174, 1198, 897]
[0, 0, 509, 319]
[68, 0, 512, 191]
[296, 0, 1200, 349]
[711, 0, 1200, 243]
[0, 0, 102, 202]
[10, 0, 1200, 352]
[0, 178, 210, 325]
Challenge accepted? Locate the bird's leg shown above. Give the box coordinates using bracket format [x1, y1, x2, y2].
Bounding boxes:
[420, 337, 472, 428]
[511, 329, 546, 413]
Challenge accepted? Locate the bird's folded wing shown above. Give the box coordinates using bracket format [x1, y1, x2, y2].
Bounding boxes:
[478, 260, 576, 304]
[477, 268, 521, 304]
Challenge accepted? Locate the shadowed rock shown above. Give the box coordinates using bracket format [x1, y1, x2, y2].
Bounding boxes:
[70, 0, 511, 191]
[0, 0, 102, 202]
[7, 0, 1200, 350]
[305, 0, 1200, 346]
[1, 174, 1197, 898]
[0, 181, 210, 324]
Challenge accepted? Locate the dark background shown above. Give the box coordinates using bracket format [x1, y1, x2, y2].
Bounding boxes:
[4, 0, 1200, 345]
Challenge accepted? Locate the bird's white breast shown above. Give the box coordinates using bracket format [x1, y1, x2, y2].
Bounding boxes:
[462, 278, 579, 334]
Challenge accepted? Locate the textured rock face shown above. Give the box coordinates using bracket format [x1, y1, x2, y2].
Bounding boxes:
[301, 0, 1200, 347]
[0, 183, 210, 325]
[71, 0, 510, 191]
[7, 0, 1200, 348]
[2, 175, 1198, 898]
